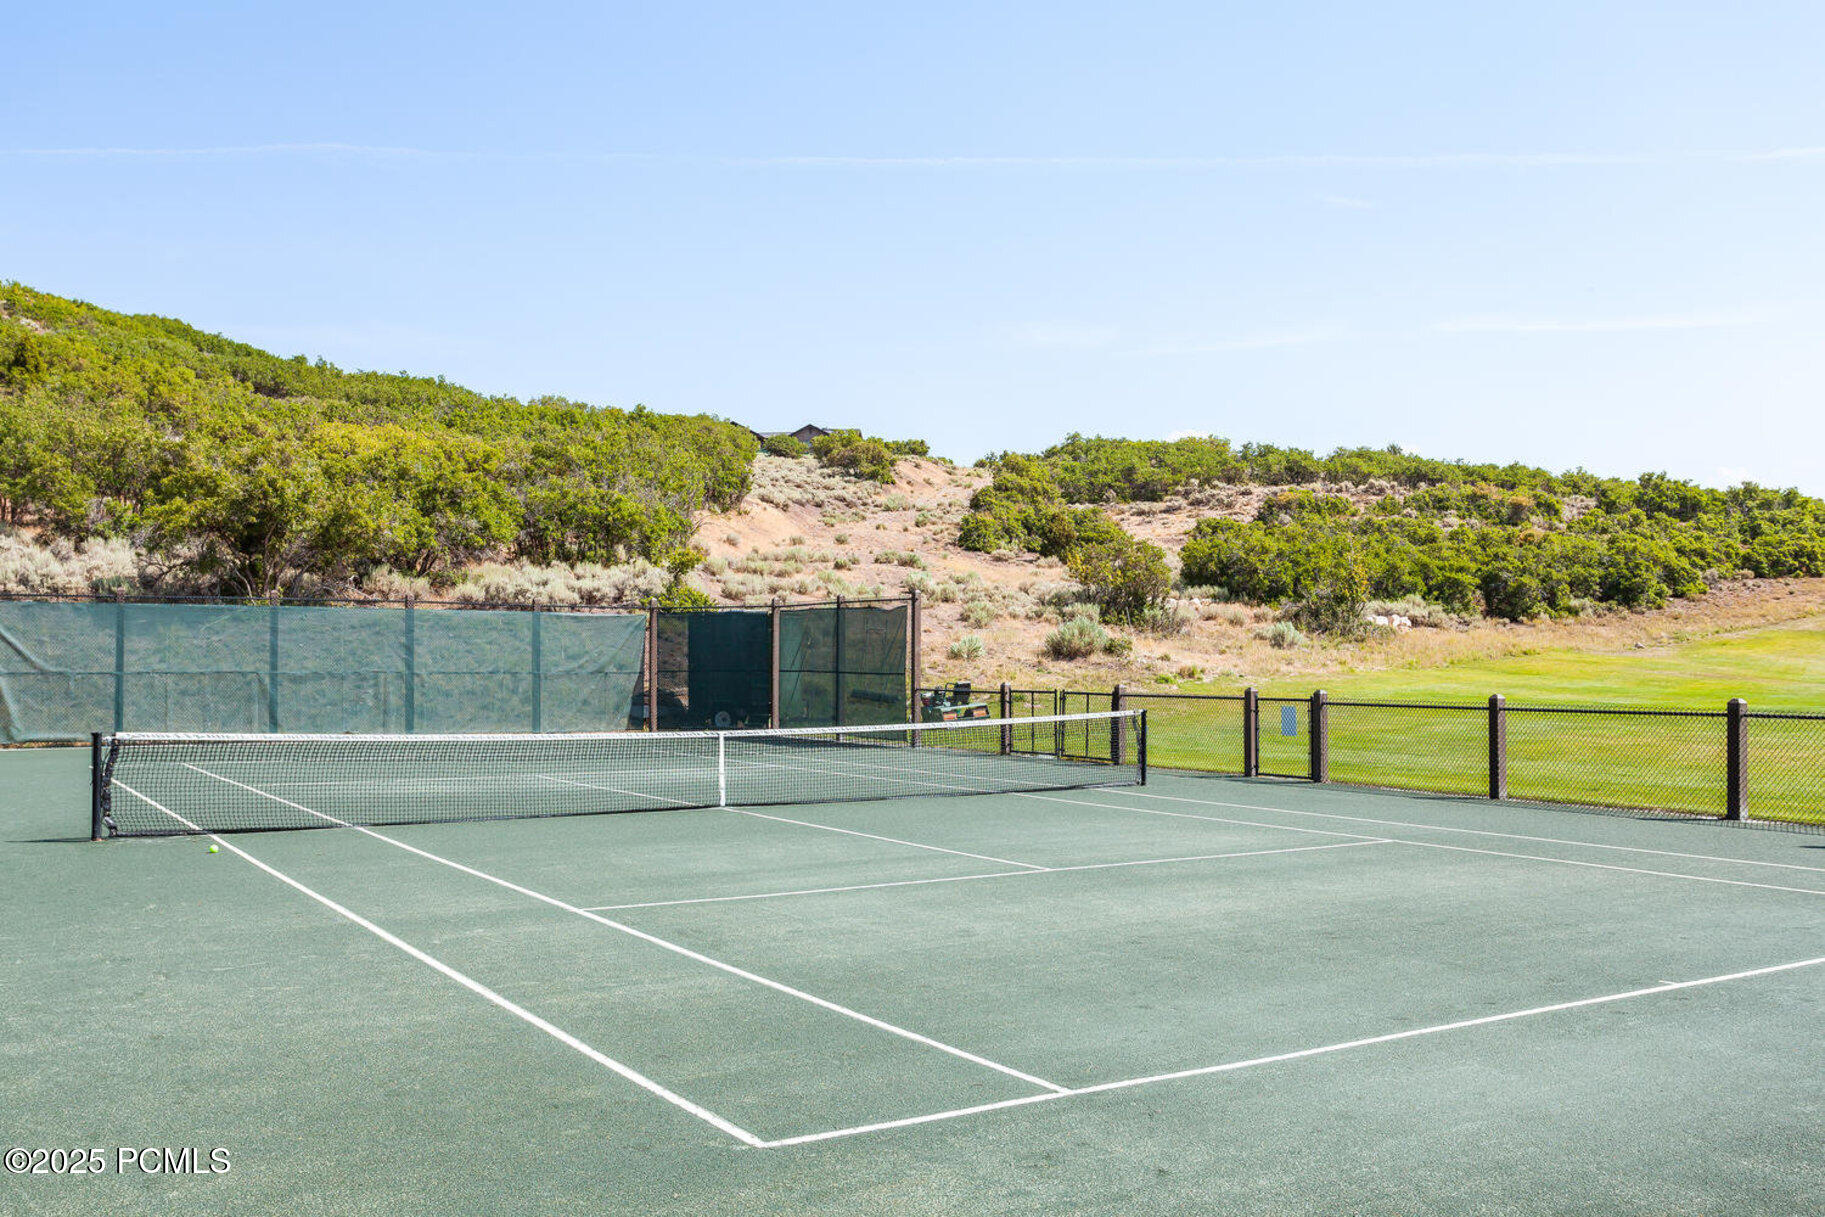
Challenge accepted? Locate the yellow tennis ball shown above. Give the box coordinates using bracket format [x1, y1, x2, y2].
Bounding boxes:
[207, 844, 219, 854]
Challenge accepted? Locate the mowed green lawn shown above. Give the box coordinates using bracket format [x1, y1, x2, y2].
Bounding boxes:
[1266, 615, 1825, 709]
[1130, 616, 1825, 827]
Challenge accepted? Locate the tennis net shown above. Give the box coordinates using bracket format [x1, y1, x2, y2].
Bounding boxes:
[93, 709, 1145, 837]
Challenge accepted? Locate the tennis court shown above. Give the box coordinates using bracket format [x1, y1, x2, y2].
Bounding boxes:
[7, 716, 1824, 1214]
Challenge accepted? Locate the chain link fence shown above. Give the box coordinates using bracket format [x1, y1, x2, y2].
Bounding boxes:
[932, 678, 1824, 831]
[1117, 692, 1246, 775]
[1327, 700, 1490, 797]
[1742, 711, 1825, 827]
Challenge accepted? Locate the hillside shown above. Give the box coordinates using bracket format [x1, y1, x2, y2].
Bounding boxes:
[6, 282, 1825, 697]
[0, 283, 755, 598]
[691, 454, 1825, 692]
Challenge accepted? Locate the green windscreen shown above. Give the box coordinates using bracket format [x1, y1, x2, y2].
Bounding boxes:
[0, 599, 645, 742]
[778, 603, 908, 728]
[650, 609, 773, 730]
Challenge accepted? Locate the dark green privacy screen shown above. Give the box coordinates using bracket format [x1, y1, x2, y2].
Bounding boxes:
[650, 610, 773, 730]
[0, 600, 646, 742]
[779, 603, 908, 727]
[646, 602, 909, 730]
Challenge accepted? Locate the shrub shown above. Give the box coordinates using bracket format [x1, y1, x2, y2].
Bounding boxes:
[873, 549, 924, 568]
[1129, 603, 1190, 636]
[1258, 621, 1307, 649]
[811, 430, 897, 482]
[948, 634, 984, 660]
[1067, 534, 1172, 620]
[1288, 540, 1370, 637]
[1043, 613, 1110, 660]
[960, 599, 997, 628]
[761, 434, 807, 457]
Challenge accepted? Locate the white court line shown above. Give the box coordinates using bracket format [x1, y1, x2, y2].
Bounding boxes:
[176, 763, 1068, 1095]
[1043, 790, 1825, 898]
[584, 840, 1389, 911]
[107, 778, 766, 1148]
[1109, 786, 1825, 875]
[757, 951, 1825, 1147]
[536, 772, 699, 807]
[725, 807, 1047, 870]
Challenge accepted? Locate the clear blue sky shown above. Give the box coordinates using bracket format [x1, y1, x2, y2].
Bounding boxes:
[7, 2, 1824, 490]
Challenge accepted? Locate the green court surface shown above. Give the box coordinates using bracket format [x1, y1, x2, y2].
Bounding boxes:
[5, 746, 1824, 1214]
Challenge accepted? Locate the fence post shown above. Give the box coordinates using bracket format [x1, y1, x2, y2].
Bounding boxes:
[1111, 683, 1125, 765]
[999, 681, 1012, 755]
[1309, 689, 1329, 783]
[403, 595, 417, 732]
[769, 599, 782, 729]
[1726, 697, 1748, 821]
[112, 593, 126, 734]
[645, 602, 659, 732]
[907, 589, 921, 722]
[529, 605, 543, 732]
[267, 593, 281, 732]
[834, 594, 846, 727]
[90, 732, 105, 841]
[1243, 687, 1259, 777]
[1488, 693, 1507, 801]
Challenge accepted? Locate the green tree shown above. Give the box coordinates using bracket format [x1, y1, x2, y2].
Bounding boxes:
[1067, 534, 1172, 620]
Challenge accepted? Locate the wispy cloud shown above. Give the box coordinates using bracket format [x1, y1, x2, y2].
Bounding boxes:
[1139, 328, 1348, 356]
[5, 142, 454, 159]
[1004, 321, 1121, 350]
[1433, 314, 1756, 335]
[7, 145, 1825, 170]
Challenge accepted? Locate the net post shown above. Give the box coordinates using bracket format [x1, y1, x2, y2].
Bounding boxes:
[1242, 686, 1259, 777]
[1137, 709, 1148, 785]
[1111, 683, 1125, 765]
[769, 599, 782, 729]
[717, 732, 727, 807]
[1487, 693, 1507, 800]
[403, 595, 417, 732]
[267, 592, 281, 732]
[112, 592, 126, 733]
[999, 682, 1012, 755]
[1309, 689, 1329, 783]
[90, 732, 105, 841]
[645, 602, 659, 732]
[530, 605, 543, 732]
[1726, 697, 1748, 820]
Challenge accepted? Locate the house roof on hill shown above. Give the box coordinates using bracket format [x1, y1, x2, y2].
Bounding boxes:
[749, 424, 832, 443]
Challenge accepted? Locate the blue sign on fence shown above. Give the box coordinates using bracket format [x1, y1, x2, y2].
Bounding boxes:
[1281, 705, 1299, 736]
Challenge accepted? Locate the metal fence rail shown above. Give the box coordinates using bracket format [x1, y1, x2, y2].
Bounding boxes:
[935, 679, 1825, 831]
